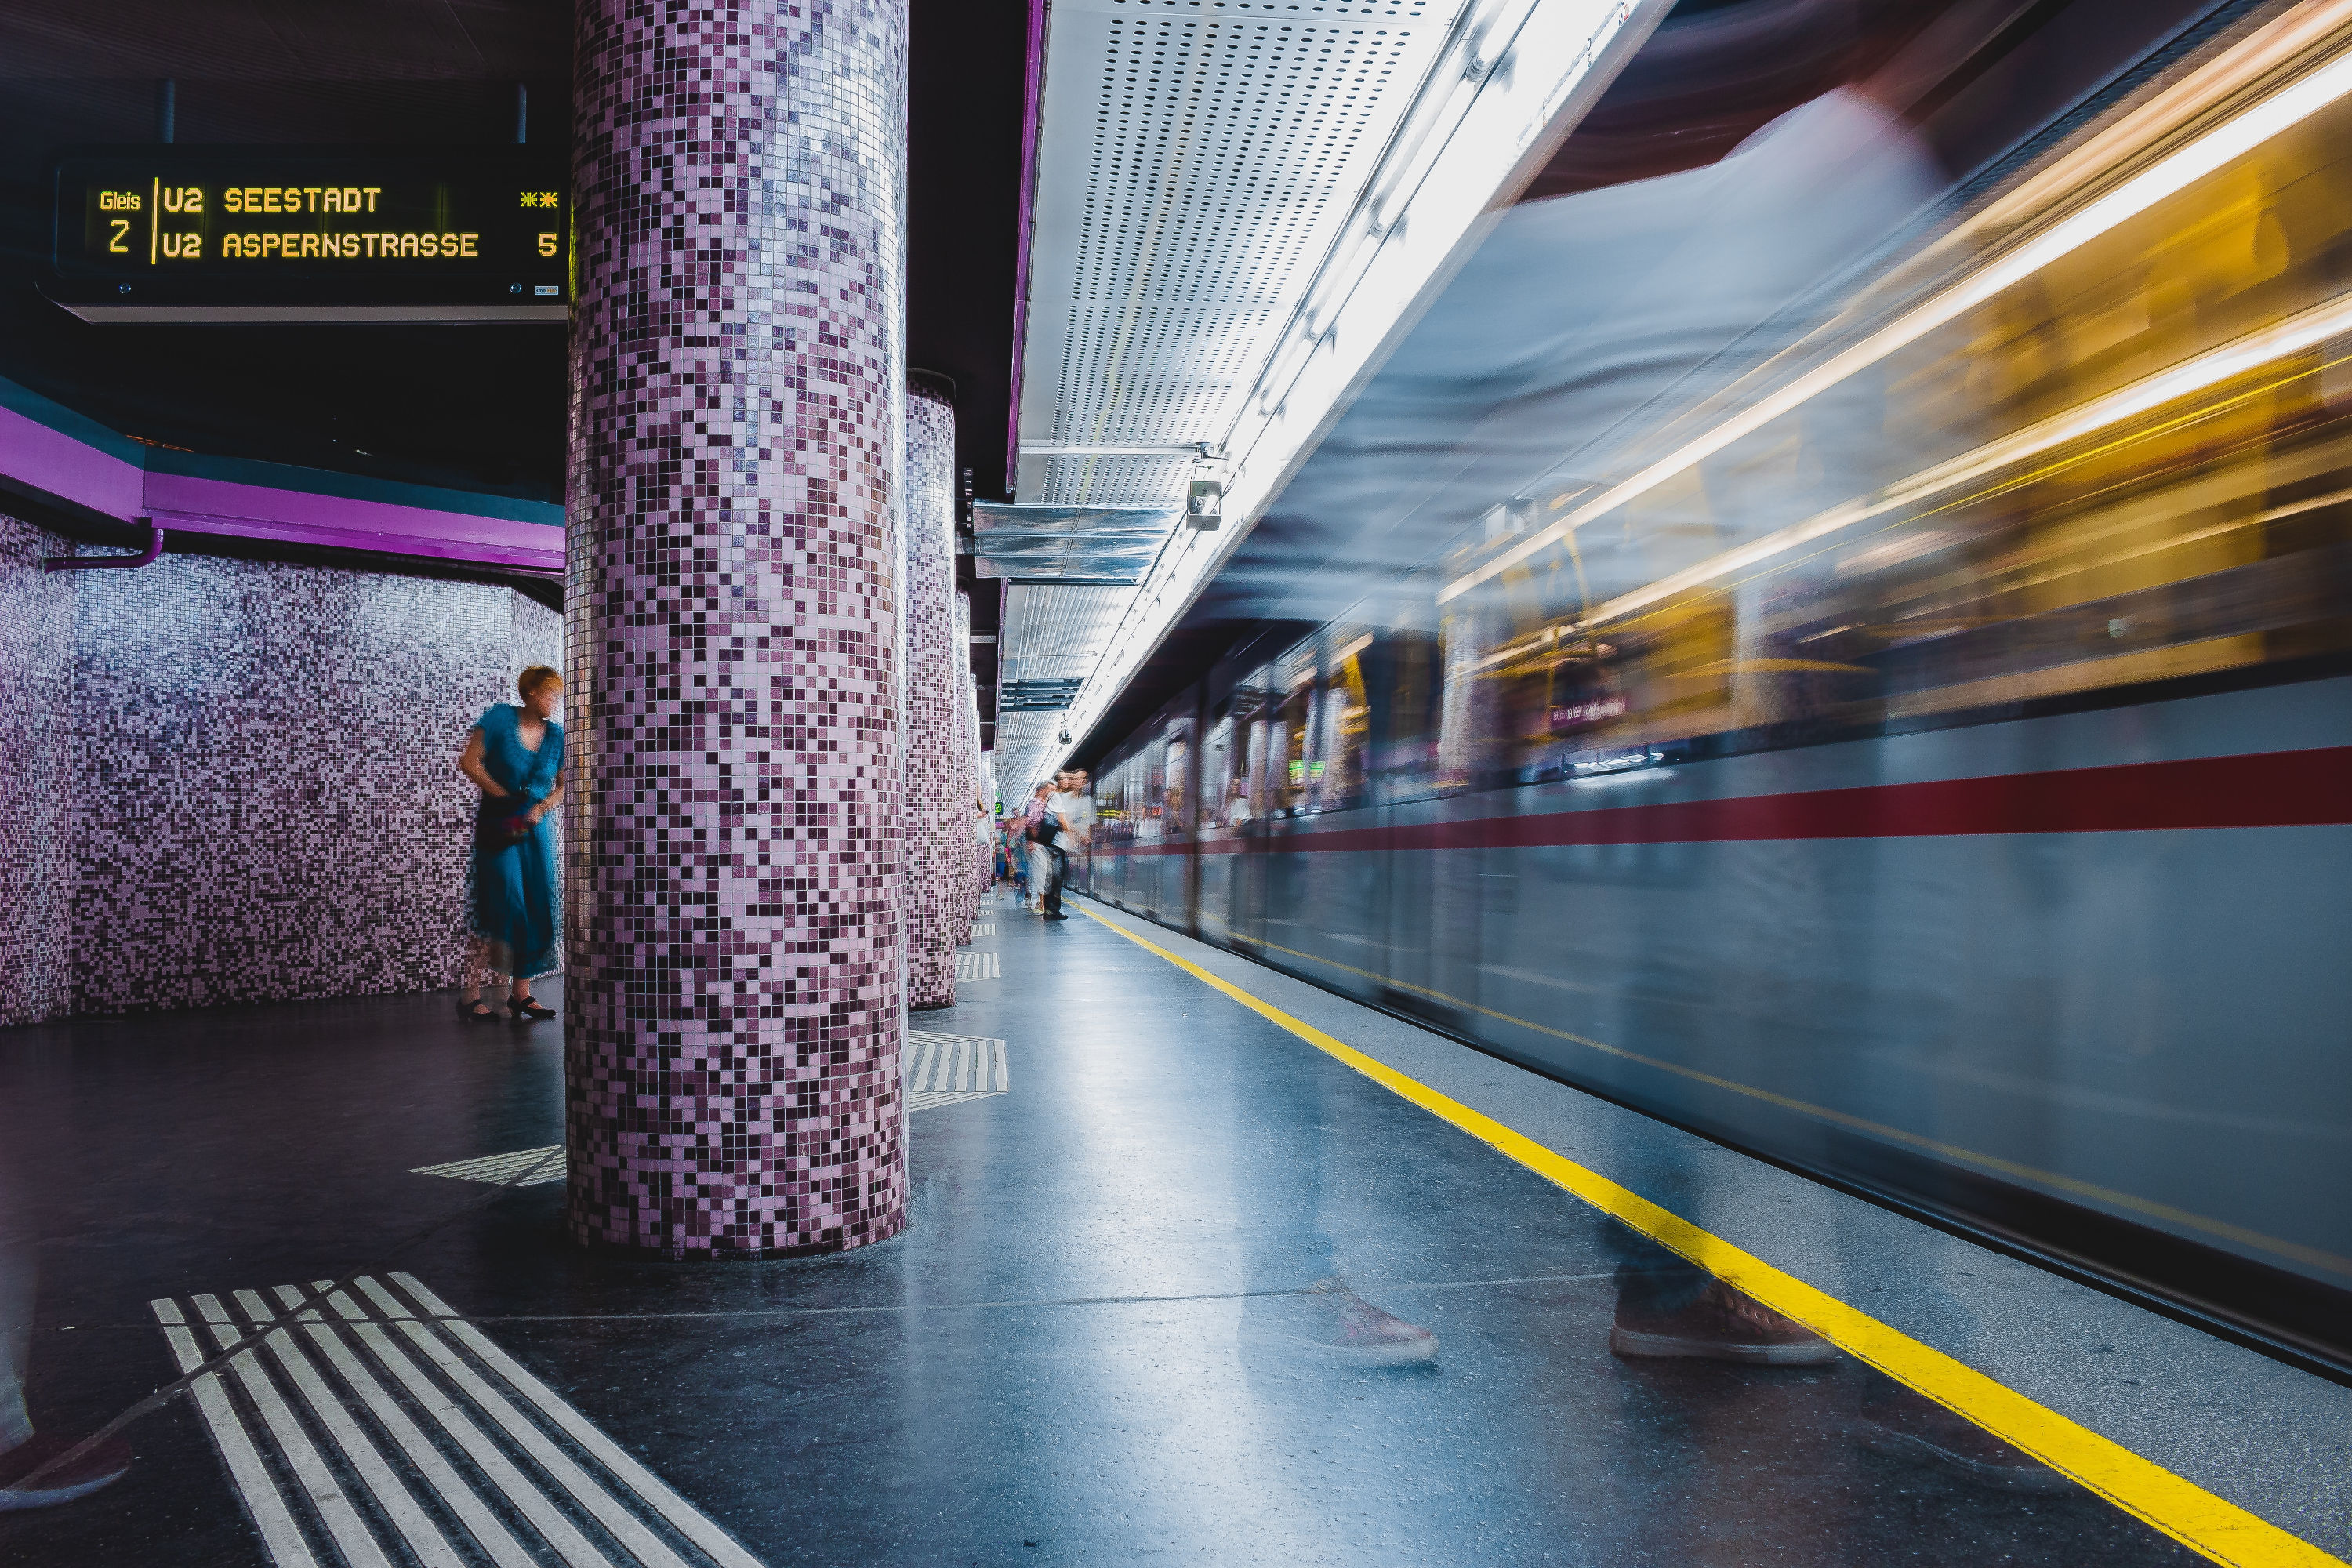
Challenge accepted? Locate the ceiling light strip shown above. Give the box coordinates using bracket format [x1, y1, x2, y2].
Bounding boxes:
[1440, 21, 2352, 606]
[1581, 287, 2352, 629]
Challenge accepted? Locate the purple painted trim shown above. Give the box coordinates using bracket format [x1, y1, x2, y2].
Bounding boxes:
[148, 470, 564, 572]
[0, 399, 563, 574]
[152, 509, 563, 572]
[0, 402, 146, 520]
[1006, 0, 1048, 495]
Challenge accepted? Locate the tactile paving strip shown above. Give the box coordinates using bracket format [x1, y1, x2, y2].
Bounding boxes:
[902, 1031, 1009, 1110]
[151, 1272, 762, 1567]
[405, 1149, 564, 1189]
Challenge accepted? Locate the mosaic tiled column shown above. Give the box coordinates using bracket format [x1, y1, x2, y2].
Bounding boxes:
[902, 383, 959, 1009]
[952, 590, 982, 942]
[975, 736, 996, 906]
[564, 0, 909, 1258]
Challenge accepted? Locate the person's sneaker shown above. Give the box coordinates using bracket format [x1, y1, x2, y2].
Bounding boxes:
[1609, 1277, 1838, 1365]
[0, 1432, 134, 1510]
[1284, 1279, 1438, 1365]
[1859, 1385, 2073, 1494]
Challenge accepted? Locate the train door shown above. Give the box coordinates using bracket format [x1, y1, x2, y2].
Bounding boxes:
[1232, 681, 1276, 950]
[1102, 756, 1135, 909]
[1136, 733, 1168, 921]
[1162, 702, 1199, 934]
[1257, 645, 1319, 964]
[1383, 608, 1487, 1033]
[1287, 630, 1383, 1006]
[1195, 699, 1243, 945]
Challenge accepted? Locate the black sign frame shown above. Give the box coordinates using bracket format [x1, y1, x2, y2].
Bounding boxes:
[47, 147, 572, 324]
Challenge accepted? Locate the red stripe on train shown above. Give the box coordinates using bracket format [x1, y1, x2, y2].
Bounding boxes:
[1096, 746, 2352, 855]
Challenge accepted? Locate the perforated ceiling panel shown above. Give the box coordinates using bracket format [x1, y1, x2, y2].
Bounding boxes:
[993, 582, 1142, 788]
[1001, 583, 1138, 684]
[993, 710, 1074, 804]
[1017, 0, 1458, 509]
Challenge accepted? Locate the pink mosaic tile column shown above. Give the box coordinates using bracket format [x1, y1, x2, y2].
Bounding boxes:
[563, 0, 908, 1258]
[952, 590, 982, 944]
[902, 383, 959, 1010]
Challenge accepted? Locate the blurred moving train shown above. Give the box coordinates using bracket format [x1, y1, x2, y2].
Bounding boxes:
[1074, 0, 2352, 1371]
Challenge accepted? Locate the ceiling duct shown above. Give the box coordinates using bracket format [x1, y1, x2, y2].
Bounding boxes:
[971, 501, 1185, 583]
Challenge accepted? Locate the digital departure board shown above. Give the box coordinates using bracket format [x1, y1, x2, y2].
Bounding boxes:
[47, 151, 571, 323]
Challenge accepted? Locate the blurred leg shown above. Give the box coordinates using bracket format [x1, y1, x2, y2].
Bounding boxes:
[0, 1182, 131, 1503]
[0, 1201, 32, 1454]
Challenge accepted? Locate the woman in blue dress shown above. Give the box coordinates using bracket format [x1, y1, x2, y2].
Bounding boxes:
[456, 666, 565, 1023]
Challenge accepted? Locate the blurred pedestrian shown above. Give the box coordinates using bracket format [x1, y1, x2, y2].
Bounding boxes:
[456, 666, 565, 1024]
[1019, 782, 1054, 912]
[1040, 767, 1094, 921]
[0, 1146, 132, 1508]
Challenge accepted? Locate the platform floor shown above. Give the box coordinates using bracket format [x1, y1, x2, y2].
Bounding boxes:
[0, 888, 2346, 1566]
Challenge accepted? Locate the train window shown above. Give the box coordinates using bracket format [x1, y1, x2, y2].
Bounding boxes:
[1140, 736, 1167, 839]
[1163, 715, 1192, 835]
[1272, 657, 1314, 815]
[1436, 606, 1506, 790]
[1238, 681, 1273, 825]
[1311, 631, 1371, 812]
[1200, 709, 1236, 829]
[1368, 628, 1441, 804]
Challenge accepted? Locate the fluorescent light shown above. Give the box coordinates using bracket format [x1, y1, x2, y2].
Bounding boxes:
[1581, 288, 2352, 628]
[1018, 444, 1219, 457]
[1441, 24, 2352, 606]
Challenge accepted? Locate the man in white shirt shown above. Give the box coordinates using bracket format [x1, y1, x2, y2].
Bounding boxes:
[1039, 768, 1093, 920]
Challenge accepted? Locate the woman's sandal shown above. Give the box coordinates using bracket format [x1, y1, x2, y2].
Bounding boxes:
[456, 997, 502, 1023]
[507, 998, 557, 1023]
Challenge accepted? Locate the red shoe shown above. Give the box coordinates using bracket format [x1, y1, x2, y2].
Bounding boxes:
[1610, 1278, 1838, 1365]
[0, 1432, 134, 1510]
[1287, 1279, 1439, 1366]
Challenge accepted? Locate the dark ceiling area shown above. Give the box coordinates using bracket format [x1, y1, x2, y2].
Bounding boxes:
[0, 0, 1029, 506]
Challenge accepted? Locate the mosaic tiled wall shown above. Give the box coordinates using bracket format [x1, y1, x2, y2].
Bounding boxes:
[0, 516, 74, 1027]
[904, 384, 960, 1007]
[0, 508, 563, 1022]
[564, 0, 909, 1258]
[72, 557, 561, 1014]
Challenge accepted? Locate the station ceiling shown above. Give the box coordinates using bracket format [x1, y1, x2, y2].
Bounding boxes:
[989, 0, 1916, 789]
[1008, 0, 2222, 786]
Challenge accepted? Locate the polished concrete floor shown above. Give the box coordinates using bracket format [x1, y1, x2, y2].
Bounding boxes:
[0, 890, 2339, 1566]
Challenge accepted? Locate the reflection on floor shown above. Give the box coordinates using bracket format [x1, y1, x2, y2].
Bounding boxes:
[407, 1149, 566, 1189]
[0, 891, 2329, 1566]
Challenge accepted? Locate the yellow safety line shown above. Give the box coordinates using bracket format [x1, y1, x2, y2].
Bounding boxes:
[1076, 902, 2344, 1568]
[1203, 924, 2352, 1279]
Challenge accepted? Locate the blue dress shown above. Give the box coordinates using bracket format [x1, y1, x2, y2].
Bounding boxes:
[468, 703, 564, 979]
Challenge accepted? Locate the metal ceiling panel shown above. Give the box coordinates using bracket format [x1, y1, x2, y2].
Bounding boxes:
[993, 581, 1139, 786]
[972, 501, 1185, 583]
[994, 0, 1668, 788]
[1015, 0, 1454, 506]
[1000, 582, 1138, 681]
[991, 710, 1075, 803]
